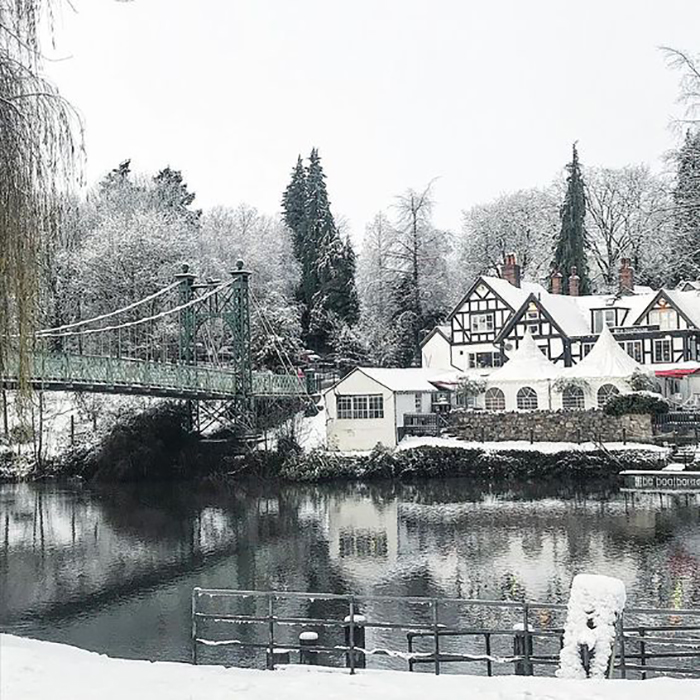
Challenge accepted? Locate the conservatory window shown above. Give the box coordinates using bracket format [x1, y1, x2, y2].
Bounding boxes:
[597, 384, 619, 410]
[470, 313, 495, 333]
[653, 339, 672, 363]
[484, 387, 506, 411]
[516, 386, 538, 410]
[368, 396, 384, 419]
[337, 396, 353, 419]
[562, 386, 585, 410]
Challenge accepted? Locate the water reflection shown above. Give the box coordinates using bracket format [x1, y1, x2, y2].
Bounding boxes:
[1, 479, 699, 663]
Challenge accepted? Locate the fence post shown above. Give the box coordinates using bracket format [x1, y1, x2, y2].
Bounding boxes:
[344, 605, 366, 672]
[529, 428, 534, 444]
[639, 628, 646, 680]
[484, 632, 493, 677]
[266, 595, 275, 670]
[622, 427, 627, 445]
[299, 631, 319, 665]
[432, 599, 440, 675]
[617, 613, 626, 679]
[191, 588, 199, 665]
[513, 621, 533, 676]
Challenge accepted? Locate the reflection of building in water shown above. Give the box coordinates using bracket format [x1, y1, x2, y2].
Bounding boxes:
[326, 495, 399, 585]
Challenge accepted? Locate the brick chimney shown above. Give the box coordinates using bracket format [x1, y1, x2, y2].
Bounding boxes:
[551, 270, 563, 295]
[568, 266, 581, 296]
[619, 257, 635, 294]
[502, 253, 521, 288]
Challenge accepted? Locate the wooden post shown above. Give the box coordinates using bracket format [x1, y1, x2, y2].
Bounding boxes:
[2, 390, 8, 438]
[344, 611, 366, 671]
[70, 415, 75, 447]
[513, 622, 533, 676]
[299, 631, 319, 665]
[432, 599, 440, 675]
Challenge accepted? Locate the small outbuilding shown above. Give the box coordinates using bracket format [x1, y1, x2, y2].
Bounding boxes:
[323, 368, 445, 451]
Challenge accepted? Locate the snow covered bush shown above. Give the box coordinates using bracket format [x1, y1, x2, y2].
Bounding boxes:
[604, 391, 669, 417]
[626, 368, 660, 393]
[557, 574, 626, 679]
[552, 377, 591, 393]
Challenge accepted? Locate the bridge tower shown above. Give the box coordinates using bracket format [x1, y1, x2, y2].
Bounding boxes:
[175, 260, 253, 432]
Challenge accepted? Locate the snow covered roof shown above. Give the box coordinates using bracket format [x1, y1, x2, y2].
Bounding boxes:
[488, 332, 558, 382]
[481, 276, 547, 310]
[358, 367, 443, 392]
[538, 293, 591, 336]
[560, 326, 643, 379]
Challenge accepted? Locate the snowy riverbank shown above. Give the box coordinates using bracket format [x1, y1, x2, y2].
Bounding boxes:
[1, 635, 696, 700]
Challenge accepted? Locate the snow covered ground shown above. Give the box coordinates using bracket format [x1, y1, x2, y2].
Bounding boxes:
[2, 635, 696, 700]
[396, 435, 670, 454]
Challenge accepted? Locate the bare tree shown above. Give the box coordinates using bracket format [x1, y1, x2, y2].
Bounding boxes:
[662, 46, 700, 127]
[585, 165, 673, 290]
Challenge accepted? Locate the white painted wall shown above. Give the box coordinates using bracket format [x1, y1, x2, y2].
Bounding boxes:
[450, 342, 501, 373]
[421, 333, 452, 369]
[395, 391, 434, 427]
[324, 370, 396, 451]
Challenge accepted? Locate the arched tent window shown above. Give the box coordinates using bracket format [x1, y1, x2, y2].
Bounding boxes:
[597, 384, 619, 410]
[516, 386, 538, 410]
[563, 385, 586, 410]
[485, 387, 505, 411]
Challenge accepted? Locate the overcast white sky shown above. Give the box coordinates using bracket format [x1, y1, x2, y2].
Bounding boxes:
[48, 0, 700, 240]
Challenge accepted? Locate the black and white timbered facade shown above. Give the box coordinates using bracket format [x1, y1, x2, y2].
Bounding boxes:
[421, 268, 700, 375]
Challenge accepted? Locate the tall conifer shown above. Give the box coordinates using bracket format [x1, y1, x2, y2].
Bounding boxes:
[552, 143, 591, 295]
[672, 130, 700, 282]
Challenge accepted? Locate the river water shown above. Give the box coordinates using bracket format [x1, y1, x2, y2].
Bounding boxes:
[1, 479, 699, 669]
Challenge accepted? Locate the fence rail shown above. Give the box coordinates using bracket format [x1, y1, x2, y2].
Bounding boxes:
[191, 587, 700, 679]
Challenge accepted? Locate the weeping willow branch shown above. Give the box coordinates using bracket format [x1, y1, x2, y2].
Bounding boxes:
[0, 1, 83, 391]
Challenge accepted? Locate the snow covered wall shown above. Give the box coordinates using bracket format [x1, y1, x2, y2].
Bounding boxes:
[557, 574, 627, 680]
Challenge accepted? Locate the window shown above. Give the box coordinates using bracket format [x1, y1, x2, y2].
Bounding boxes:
[414, 393, 423, 413]
[582, 343, 595, 357]
[654, 339, 672, 363]
[484, 387, 506, 411]
[623, 340, 643, 363]
[593, 309, 617, 333]
[649, 308, 676, 330]
[368, 395, 384, 419]
[337, 396, 353, 419]
[337, 395, 384, 420]
[562, 386, 585, 410]
[597, 384, 619, 409]
[516, 386, 538, 410]
[470, 313, 495, 333]
[468, 352, 503, 369]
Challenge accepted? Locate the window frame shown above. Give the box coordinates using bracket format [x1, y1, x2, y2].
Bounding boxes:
[336, 394, 384, 420]
[562, 385, 586, 410]
[470, 312, 495, 334]
[516, 386, 538, 411]
[484, 387, 506, 411]
[597, 384, 619, 410]
[623, 340, 643, 363]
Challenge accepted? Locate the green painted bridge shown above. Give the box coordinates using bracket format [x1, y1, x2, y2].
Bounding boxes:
[1, 352, 307, 400]
[1, 263, 311, 405]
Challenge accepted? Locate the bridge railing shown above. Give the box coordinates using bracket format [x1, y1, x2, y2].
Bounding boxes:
[2, 352, 308, 398]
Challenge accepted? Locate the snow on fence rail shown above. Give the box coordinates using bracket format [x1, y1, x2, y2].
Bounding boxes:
[190, 587, 700, 679]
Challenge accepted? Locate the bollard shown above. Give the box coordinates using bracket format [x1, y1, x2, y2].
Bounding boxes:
[481, 427, 485, 443]
[513, 624, 533, 676]
[577, 428, 581, 444]
[344, 614, 366, 669]
[267, 648, 291, 668]
[622, 427, 627, 445]
[529, 428, 534, 444]
[299, 631, 319, 665]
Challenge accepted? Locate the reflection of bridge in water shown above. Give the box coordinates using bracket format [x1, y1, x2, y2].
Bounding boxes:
[1, 263, 309, 429]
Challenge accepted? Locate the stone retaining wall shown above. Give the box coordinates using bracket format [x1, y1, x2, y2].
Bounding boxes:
[449, 410, 653, 443]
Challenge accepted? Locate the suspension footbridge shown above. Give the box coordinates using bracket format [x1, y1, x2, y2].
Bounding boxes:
[1, 262, 309, 406]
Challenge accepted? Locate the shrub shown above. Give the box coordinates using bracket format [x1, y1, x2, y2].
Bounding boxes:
[604, 391, 669, 417]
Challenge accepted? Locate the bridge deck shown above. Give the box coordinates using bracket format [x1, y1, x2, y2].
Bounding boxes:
[1, 353, 307, 400]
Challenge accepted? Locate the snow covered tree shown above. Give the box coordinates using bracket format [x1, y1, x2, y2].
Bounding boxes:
[552, 144, 592, 295]
[282, 149, 360, 353]
[585, 165, 672, 290]
[459, 188, 559, 288]
[387, 184, 452, 365]
[670, 130, 700, 283]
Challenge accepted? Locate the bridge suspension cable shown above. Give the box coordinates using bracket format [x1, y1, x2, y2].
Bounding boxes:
[38, 280, 233, 339]
[36, 281, 181, 336]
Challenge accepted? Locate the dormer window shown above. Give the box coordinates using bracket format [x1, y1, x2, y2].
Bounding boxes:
[592, 309, 617, 333]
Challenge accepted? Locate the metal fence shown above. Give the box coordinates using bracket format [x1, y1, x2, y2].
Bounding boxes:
[190, 588, 700, 679]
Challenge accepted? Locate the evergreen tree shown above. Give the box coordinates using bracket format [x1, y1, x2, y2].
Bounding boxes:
[152, 166, 202, 227]
[552, 143, 592, 294]
[281, 149, 360, 353]
[672, 130, 700, 282]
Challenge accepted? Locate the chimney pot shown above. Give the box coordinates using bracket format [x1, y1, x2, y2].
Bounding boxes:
[568, 266, 581, 297]
[619, 257, 635, 294]
[502, 253, 521, 288]
[551, 270, 563, 295]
